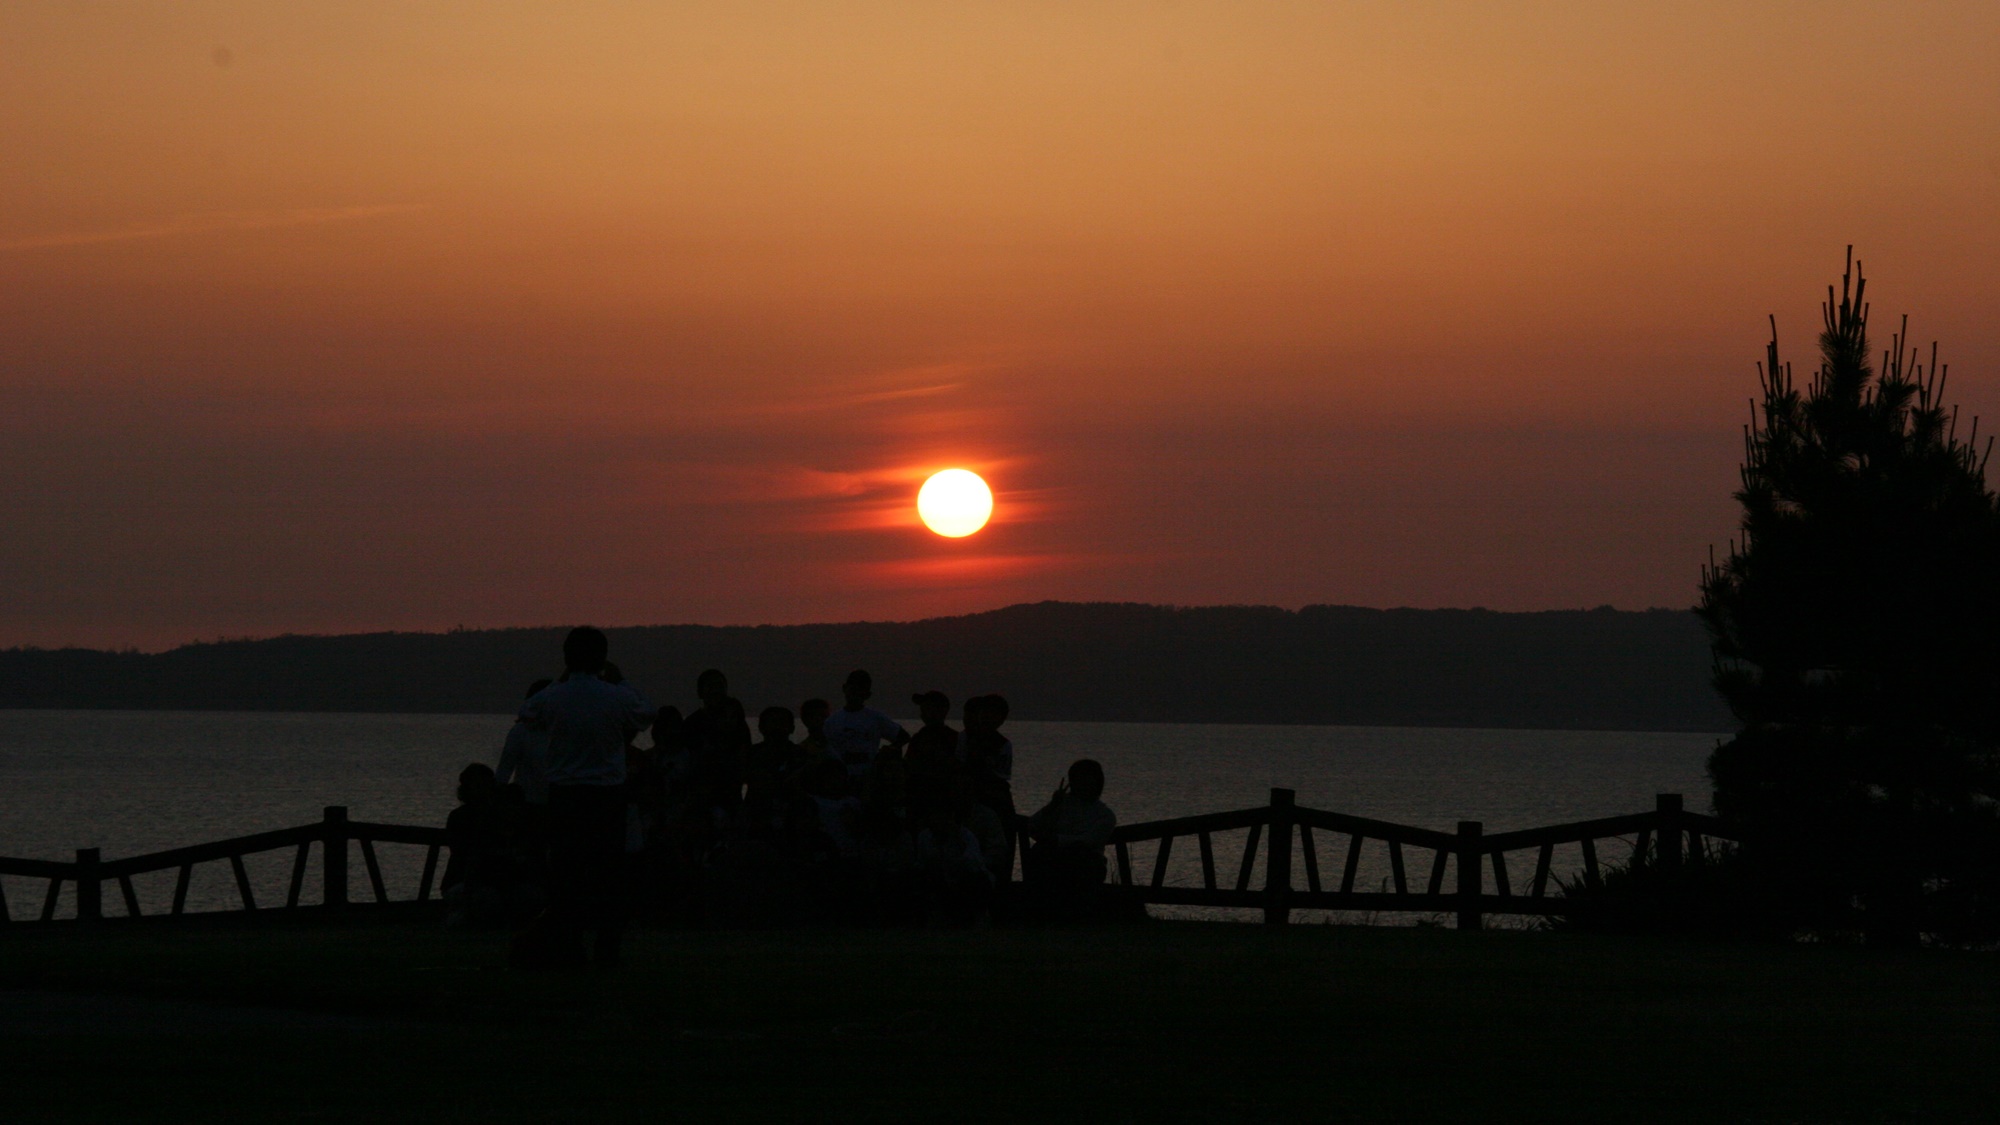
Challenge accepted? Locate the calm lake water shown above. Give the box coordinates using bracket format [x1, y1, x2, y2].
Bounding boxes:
[0, 711, 1720, 921]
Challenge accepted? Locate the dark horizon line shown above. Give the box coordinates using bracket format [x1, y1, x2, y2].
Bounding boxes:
[9, 598, 1701, 656]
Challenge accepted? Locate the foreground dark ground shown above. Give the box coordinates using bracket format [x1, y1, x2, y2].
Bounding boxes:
[1, 916, 1994, 1124]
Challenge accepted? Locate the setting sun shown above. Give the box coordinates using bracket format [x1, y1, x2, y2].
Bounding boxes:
[916, 469, 994, 538]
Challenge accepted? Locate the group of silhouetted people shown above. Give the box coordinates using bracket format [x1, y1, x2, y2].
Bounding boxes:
[440, 626, 1119, 966]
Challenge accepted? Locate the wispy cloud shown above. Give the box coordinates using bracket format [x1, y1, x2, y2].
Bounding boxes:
[722, 363, 982, 420]
[625, 462, 877, 505]
[0, 204, 425, 252]
[843, 382, 966, 407]
[850, 551, 1094, 588]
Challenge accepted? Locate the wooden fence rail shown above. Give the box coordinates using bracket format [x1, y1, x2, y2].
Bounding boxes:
[0, 806, 447, 923]
[2, 793, 1736, 928]
[1103, 790, 1739, 928]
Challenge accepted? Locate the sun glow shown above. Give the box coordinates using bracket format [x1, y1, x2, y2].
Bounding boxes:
[916, 469, 994, 538]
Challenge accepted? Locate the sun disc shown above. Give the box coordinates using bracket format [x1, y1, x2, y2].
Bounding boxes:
[917, 469, 994, 537]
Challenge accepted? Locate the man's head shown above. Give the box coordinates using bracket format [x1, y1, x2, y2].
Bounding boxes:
[1067, 758, 1105, 803]
[697, 668, 728, 706]
[561, 626, 609, 674]
[800, 697, 831, 736]
[758, 705, 796, 743]
[841, 669, 872, 708]
[457, 761, 498, 804]
[912, 690, 950, 727]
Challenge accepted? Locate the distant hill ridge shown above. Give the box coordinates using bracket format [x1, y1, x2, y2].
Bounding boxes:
[0, 602, 1729, 732]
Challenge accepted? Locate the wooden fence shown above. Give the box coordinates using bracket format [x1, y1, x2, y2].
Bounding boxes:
[0, 792, 1736, 928]
[0, 807, 444, 923]
[1106, 790, 1737, 928]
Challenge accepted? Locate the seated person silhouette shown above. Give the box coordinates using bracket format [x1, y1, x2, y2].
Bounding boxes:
[1024, 759, 1117, 921]
[915, 797, 993, 927]
[442, 762, 536, 927]
[800, 758, 863, 861]
[949, 772, 1011, 883]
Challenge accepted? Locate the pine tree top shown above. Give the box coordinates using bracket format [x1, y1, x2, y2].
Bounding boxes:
[1699, 249, 2000, 737]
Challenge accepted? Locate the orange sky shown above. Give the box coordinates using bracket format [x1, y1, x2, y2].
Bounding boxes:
[3, 2, 1998, 649]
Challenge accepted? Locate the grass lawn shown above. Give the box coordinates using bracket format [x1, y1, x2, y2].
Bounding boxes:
[1, 916, 1995, 1124]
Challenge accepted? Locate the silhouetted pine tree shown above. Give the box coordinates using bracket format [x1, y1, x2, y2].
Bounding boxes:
[1699, 250, 2000, 944]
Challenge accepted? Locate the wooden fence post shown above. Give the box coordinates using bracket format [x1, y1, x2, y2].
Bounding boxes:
[1264, 788, 1295, 927]
[75, 849, 101, 923]
[1656, 794, 1683, 872]
[1455, 821, 1482, 931]
[323, 806, 348, 914]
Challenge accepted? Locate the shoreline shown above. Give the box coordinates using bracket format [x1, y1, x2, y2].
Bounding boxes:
[0, 705, 1731, 738]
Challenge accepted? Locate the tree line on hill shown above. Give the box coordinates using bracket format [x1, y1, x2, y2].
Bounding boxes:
[0, 601, 1728, 732]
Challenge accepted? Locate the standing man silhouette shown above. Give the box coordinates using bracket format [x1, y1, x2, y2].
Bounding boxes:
[822, 669, 909, 784]
[519, 626, 655, 967]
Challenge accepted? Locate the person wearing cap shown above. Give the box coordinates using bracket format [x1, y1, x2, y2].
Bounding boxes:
[822, 669, 910, 784]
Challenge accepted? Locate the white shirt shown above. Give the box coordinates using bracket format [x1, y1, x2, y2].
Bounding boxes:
[495, 720, 552, 805]
[822, 706, 905, 779]
[519, 673, 655, 787]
